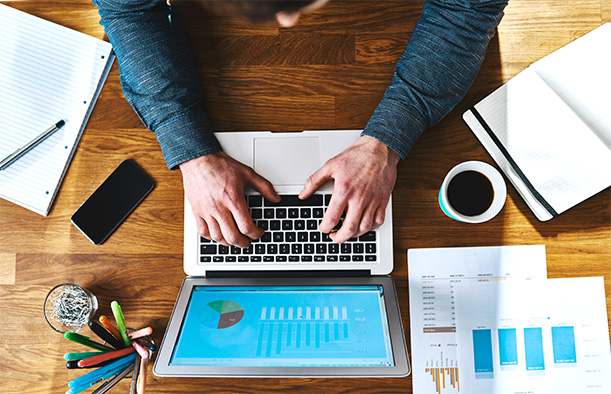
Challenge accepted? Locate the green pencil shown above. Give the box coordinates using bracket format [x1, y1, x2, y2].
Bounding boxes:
[64, 351, 108, 361]
[111, 301, 131, 347]
[64, 332, 114, 351]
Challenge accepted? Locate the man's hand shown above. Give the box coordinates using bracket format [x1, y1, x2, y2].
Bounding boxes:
[299, 136, 400, 243]
[180, 152, 280, 247]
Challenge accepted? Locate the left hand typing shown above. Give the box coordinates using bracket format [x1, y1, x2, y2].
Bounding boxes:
[299, 135, 400, 243]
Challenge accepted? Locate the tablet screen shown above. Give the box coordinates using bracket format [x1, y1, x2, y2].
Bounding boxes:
[169, 285, 394, 367]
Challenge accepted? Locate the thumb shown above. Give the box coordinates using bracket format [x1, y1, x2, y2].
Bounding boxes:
[247, 170, 280, 202]
[299, 166, 332, 199]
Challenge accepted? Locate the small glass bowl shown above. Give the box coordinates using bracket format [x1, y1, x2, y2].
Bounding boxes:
[43, 283, 98, 333]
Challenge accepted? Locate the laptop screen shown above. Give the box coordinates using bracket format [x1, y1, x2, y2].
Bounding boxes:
[169, 285, 395, 368]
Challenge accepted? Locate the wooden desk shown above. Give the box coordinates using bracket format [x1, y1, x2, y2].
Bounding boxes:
[1, 1, 609, 393]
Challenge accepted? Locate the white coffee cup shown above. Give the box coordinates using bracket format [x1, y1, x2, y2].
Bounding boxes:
[439, 161, 506, 223]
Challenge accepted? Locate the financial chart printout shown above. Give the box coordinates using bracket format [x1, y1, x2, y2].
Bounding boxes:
[455, 277, 611, 393]
[170, 286, 394, 367]
[407, 245, 547, 394]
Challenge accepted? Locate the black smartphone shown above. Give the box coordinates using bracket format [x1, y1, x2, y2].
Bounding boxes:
[71, 159, 154, 245]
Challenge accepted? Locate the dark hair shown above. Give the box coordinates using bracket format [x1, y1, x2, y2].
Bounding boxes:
[200, 0, 317, 23]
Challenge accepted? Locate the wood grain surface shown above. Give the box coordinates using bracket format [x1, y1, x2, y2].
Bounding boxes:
[0, 1, 609, 393]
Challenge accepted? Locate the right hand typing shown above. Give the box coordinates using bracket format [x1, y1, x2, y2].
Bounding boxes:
[179, 152, 280, 247]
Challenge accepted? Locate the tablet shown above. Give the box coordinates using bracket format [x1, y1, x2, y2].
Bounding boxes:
[154, 276, 410, 377]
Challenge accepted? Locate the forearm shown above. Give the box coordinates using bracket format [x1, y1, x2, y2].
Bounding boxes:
[363, 0, 508, 159]
[93, 0, 221, 169]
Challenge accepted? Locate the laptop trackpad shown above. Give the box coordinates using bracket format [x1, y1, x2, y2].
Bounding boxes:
[254, 137, 321, 186]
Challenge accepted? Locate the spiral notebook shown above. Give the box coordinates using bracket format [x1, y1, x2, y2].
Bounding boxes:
[463, 23, 611, 221]
[0, 4, 115, 216]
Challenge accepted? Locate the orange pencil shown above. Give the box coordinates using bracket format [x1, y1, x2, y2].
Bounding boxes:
[99, 315, 122, 342]
[77, 346, 135, 368]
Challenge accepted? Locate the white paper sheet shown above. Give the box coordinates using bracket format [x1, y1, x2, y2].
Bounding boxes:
[407, 245, 547, 394]
[454, 277, 611, 394]
[0, 4, 114, 215]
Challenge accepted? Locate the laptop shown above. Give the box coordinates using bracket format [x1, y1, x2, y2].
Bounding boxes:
[183, 130, 394, 277]
[154, 130, 409, 378]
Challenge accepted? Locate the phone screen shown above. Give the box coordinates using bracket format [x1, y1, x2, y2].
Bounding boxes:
[71, 159, 154, 244]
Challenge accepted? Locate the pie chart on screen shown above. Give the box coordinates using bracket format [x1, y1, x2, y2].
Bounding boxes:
[199, 300, 244, 329]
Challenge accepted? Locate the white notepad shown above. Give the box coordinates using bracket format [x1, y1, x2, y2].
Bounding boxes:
[463, 23, 611, 221]
[0, 4, 114, 215]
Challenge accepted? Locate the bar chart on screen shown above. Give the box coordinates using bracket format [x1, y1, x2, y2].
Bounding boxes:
[455, 278, 611, 394]
[255, 306, 352, 357]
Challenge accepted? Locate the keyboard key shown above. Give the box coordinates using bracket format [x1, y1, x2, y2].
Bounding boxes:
[257, 220, 268, 231]
[267, 244, 278, 254]
[298, 232, 308, 242]
[231, 246, 242, 255]
[265, 194, 323, 207]
[201, 245, 217, 255]
[313, 208, 324, 218]
[288, 208, 299, 218]
[200, 256, 212, 262]
[270, 220, 281, 231]
[261, 232, 272, 242]
[249, 195, 263, 206]
[292, 244, 302, 254]
[304, 244, 314, 254]
[276, 208, 287, 218]
[264, 209, 274, 219]
[238, 256, 249, 262]
[327, 256, 338, 262]
[366, 255, 377, 262]
[282, 220, 293, 230]
[286, 232, 296, 242]
[322, 233, 332, 242]
[307, 220, 318, 230]
[324, 194, 331, 206]
[289, 256, 299, 262]
[219, 245, 229, 255]
[328, 243, 339, 254]
[264, 256, 274, 262]
[359, 231, 376, 241]
[295, 220, 305, 230]
[273, 232, 284, 242]
[316, 244, 327, 254]
[301, 256, 313, 262]
[226, 256, 236, 262]
[243, 245, 253, 254]
[200, 237, 211, 243]
[276, 256, 287, 262]
[251, 256, 262, 262]
[280, 244, 290, 254]
[300, 208, 311, 218]
[366, 243, 376, 254]
[340, 255, 351, 262]
[310, 232, 321, 242]
[341, 243, 351, 254]
[353, 255, 364, 262]
[314, 256, 325, 262]
[255, 244, 265, 254]
[251, 208, 263, 219]
[213, 256, 224, 262]
[353, 243, 364, 254]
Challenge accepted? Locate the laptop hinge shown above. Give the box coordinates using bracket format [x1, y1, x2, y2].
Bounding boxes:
[207, 270, 372, 278]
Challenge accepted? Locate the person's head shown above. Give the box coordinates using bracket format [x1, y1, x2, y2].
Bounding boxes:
[199, 0, 330, 27]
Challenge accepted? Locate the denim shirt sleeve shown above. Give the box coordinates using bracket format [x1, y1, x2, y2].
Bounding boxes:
[92, 0, 222, 170]
[362, 0, 508, 159]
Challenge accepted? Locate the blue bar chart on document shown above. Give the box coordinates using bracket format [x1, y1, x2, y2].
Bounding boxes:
[454, 278, 611, 394]
[169, 286, 395, 367]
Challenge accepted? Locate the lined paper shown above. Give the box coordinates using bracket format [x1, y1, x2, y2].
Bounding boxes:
[464, 23, 611, 220]
[0, 4, 114, 215]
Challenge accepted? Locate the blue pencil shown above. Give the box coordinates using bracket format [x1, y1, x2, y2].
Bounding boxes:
[67, 352, 136, 389]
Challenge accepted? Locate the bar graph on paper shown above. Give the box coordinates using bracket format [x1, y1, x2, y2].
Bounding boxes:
[256, 306, 351, 357]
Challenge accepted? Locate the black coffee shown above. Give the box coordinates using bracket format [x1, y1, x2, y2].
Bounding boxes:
[447, 170, 494, 216]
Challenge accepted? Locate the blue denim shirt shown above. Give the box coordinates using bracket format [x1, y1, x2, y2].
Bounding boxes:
[93, 0, 507, 169]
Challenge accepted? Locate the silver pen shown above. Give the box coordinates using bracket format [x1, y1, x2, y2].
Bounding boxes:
[0, 119, 66, 170]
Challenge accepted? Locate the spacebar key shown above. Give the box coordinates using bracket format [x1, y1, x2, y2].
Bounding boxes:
[265, 195, 323, 207]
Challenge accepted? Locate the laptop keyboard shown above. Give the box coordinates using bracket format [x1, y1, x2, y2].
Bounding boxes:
[199, 194, 378, 264]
